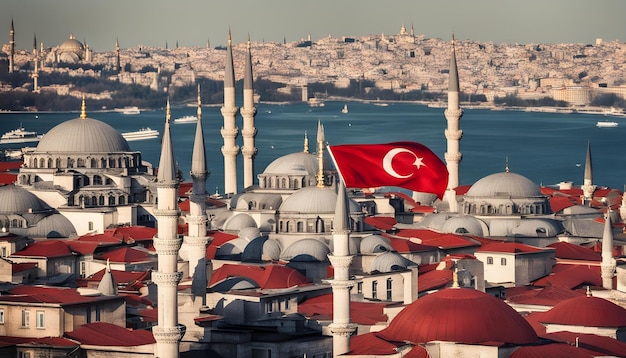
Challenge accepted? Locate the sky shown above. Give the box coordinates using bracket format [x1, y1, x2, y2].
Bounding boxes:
[2, 0, 625, 51]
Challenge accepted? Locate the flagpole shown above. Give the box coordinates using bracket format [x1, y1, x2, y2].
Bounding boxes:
[326, 145, 348, 188]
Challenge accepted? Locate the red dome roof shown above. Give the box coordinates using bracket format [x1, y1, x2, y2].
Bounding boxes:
[379, 288, 537, 345]
[540, 295, 626, 327]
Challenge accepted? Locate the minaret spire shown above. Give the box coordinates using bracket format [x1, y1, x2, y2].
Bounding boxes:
[115, 37, 121, 73]
[241, 33, 258, 190]
[328, 180, 356, 355]
[442, 33, 464, 212]
[181, 83, 210, 307]
[601, 207, 616, 290]
[152, 97, 185, 357]
[220, 29, 240, 195]
[316, 120, 326, 188]
[9, 19, 15, 74]
[80, 95, 87, 119]
[303, 131, 309, 153]
[581, 141, 596, 204]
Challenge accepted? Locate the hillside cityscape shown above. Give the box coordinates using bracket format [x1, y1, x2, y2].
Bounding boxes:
[2, 18, 626, 358]
[1, 23, 625, 112]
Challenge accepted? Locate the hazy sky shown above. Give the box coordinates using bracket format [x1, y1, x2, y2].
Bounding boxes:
[3, 0, 625, 51]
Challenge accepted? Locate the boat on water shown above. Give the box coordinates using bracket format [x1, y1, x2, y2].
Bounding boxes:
[121, 127, 159, 141]
[341, 104, 348, 114]
[308, 98, 325, 107]
[174, 115, 197, 124]
[596, 121, 618, 128]
[117, 106, 141, 115]
[0, 126, 44, 144]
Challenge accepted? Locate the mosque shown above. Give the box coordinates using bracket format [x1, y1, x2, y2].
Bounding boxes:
[2, 26, 626, 358]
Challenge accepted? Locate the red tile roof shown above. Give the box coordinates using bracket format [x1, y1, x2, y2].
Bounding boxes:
[548, 195, 578, 213]
[11, 262, 37, 273]
[379, 288, 538, 345]
[476, 242, 545, 254]
[509, 343, 601, 358]
[65, 322, 155, 346]
[506, 286, 584, 306]
[77, 233, 122, 244]
[547, 241, 602, 261]
[298, 293, 389, 325]
[206, 231, 238, 259]
[0, 336, 79, 348]
[12, 240, 73, 258]
[385, 236, 438, 253]
[541, 331, 626, 357]
[65, 240, 107, 255]
[365, 216, 397, 230]
[540, 294, 626, 327]
[3, 286, 118, 305]
[104, 226, 157, 243]
[100, 246, 153, 263]
[418, 269, 452, 293]
[347, 332, 402, 355]
[209, 263, 312, 290]
[77, 268, 151, 285]
[531, 264, 601, 289]
[393, 229, 479, 250]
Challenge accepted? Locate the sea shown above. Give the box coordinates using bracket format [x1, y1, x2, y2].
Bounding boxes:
[1, 101, 625, 193]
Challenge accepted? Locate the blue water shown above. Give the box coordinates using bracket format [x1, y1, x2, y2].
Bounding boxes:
[1, 101, 624, 192]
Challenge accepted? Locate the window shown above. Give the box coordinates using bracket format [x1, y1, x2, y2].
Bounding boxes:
[88, 222, 94, 231]
[357, 282, 363, 294]
[86, 307, 91, 324]
[95, 306, 101, 322]
[501, 258, 507, 266]
[18, 352, 31, 358]
[0, 308, 4, 324]
[21, 310, 29, 327]
[266, 300, 273, 313]
[372, 281, 378, 300]
[36, 311, 44, 329]
[386, 278, 393, 301]
[284, 298, 290, 310]
[486, 256, 493, 265]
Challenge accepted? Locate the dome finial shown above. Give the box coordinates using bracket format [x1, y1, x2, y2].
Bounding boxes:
[303, 131, 309, 153]
[80, 95, 87, 119]
[228, 28, 232, 46]
[316, 120, 325, 188]
[586, 285, 592, 297]
[505, 156, 510, 173]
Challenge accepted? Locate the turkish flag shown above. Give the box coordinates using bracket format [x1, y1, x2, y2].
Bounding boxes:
[328, 141, 448, 199]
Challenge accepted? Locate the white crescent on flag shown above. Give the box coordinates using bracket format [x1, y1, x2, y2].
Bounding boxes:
[382, 148, 425, 179]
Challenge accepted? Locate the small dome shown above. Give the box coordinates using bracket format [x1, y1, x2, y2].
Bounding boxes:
[380, 288, 538, 345]
[36, 117, 131, 153]
[280, 186, 337, 213]
[441, 216, 488, 236]
[223, 213, 257, 231]
[416, 213, 451, 231]
[360, 234, 393, 254]
[370, 252, 415, 273]
[511, 219, 564, 237]
[467, 172, 542, 198]
[263, 152, 318, 175]
[540, 295, 626, 327]
[238, 227, 261, 241]
[0, 185, 50, 214]
[281, 239, 330, 262]
[28, 213, 77, 238]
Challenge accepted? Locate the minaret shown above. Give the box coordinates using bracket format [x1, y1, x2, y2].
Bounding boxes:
[115, 38, 121, 73]
[328, 180, 356, 356]
[442, 34, 464, 212]
[152, 99, 185, 357]
[80, 95, 87, 119]
[8, 19, 15, 74]
[32, 56, 39, 93]
[601, 209, 616, 290]
[303, 131, 309, 154]
[581, 141, 596, 204]
[240, 35, 258, 190]
[183, 84, 209, 304]
[220, 30, 239, 195]
[33, 34, 37, 56]
[316, 120, 325, 188]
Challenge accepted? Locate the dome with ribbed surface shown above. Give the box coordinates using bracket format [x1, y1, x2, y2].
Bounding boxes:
[0, 185, 50, 214]
[280, 186, 337, 213]
[540, 295, 626, 327]
[263, 152, 318, 175]
[281, 239, 330, 262]
[36, 117, 130, 153]
[380, 287, 538, 345]
[467, 172, 541, 198]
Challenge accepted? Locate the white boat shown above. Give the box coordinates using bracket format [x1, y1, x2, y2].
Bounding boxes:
[596, 121, 618, 128]
[121, 127, 159, 141]
[341, 104, 348, 114]
[0, 126, 44, 144]
[117, 107, 141, 115]
[174, 115, 197, 124]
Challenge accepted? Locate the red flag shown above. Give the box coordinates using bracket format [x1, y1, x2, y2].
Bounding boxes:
[328, 141, 448, 199]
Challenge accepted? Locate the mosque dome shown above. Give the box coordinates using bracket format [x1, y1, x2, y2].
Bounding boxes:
[370, 252, 415, 273]
[466, 172, 542, 198]
[540, 294, 626, 327]
[36, 117, 131, 153]
[280, 186, 338, 213]
[27, 213, 77, 238]
[281, 239, 330, 262]
[59, 35, 84, 53]
[441, 215, 488, 236]
[263, 152, 318, 176]
[0, 185, 51, 214]
[360, 234, 393, 254]
[380, 287, 538, 345]
[223, 213, 257, 231]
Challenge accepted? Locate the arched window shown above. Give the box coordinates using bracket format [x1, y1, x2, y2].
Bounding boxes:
[99, 195, 105, 206]
[101, 158, 106, 168]
[39, 158, 45, 168]
[281, 178, 287, 189]
[67, 158, 74, 168]
[47, 158, 53, 168]
[109, 158, 116, 168]
[118, 196, 125, 205]
[297, 221, 304, 232]
[108, 196, 115, 206]
[91, 196, 97, 206]
[55, 158, 61, 168]
[77, 158, 85, 168]
[90, 158, 97, 168]
[93, 175, 102, 185]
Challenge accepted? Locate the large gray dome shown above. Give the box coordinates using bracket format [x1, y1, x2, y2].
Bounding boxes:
[0, 185, 51, 214]
[263, 152, 318, 175]
[36, 117, 131, 153]
[280, 186, 338, 213]
[466, 172, 541, 198]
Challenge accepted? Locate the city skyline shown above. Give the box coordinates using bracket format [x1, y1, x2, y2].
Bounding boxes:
[2, 0, 625, 51]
